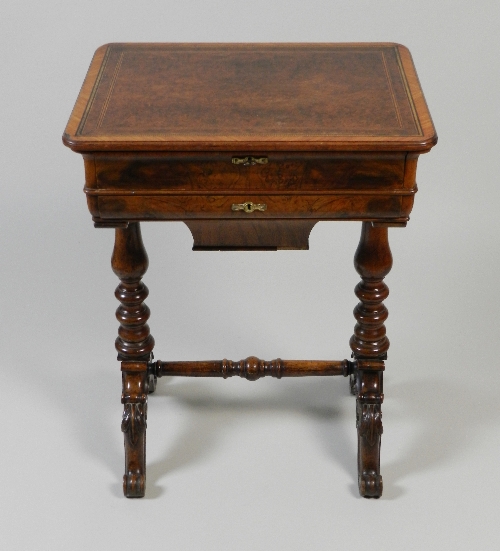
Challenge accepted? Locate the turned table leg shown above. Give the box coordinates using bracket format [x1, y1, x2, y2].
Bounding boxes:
[111, 222, 155, 497]
[349, 222, 392, 498]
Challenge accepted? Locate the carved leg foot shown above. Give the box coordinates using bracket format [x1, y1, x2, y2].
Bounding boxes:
[350, 222, 392, 498]
[121, 364, 148, 498]
[112, 223, 154, 498]
[123, 471, 145, 498]
[359, 471, 383, 497]
[356, 396, 383, 498]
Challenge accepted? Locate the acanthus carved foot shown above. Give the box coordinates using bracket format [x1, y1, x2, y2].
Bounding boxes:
[121, 402, 148, 497]
[120, 365, 148, 498]
[356, 403, 383, 446]
[121, 402, 147, 446]
[356, 402, 383, 498]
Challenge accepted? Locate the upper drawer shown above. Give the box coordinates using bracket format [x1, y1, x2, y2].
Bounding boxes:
[85, 152, 406, 192]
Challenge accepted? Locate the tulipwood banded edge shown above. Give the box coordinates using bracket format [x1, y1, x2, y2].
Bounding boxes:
[63, 43, 437, 153]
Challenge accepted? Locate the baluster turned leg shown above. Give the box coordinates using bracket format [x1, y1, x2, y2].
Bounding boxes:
[349, 222, 392, 498]
[111, 222, 155, 497]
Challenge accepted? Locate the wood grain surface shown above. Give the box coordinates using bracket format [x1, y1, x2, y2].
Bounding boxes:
[63, 43, 437, 152]
[63, 43, 437, 498]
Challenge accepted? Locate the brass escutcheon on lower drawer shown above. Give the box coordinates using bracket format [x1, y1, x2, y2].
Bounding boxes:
[231, 201, 268, 213]
[232, 156, 268, 166]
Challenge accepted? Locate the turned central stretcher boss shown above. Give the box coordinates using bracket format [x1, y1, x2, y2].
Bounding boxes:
[63, 43, 437, 498]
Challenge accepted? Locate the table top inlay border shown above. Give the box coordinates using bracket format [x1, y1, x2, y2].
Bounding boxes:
[64, 43, 436, 153]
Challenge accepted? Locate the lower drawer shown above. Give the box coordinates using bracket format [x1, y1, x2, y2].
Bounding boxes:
[95, 193, 403, 220]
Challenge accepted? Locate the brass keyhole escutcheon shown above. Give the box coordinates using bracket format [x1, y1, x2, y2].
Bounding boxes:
[232, 156, 268, 166]
[231, 201, 267, 213]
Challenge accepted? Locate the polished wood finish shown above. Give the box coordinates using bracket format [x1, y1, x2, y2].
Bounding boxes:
[63, 43, 436, 498]
[350, 223, 392, 358]
[120, 361, 148, 497]
[155, 358, 354, 380]
[350, 222, 391, 497]
[185, 220, 317, 251]
[64, 43, 436, 246]
[63, 43, 436, 152]
[111, 223, 154, 360]
[111, 223, 154, 497]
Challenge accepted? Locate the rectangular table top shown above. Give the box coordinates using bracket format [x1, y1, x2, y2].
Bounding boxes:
[63, 43, 436, 153]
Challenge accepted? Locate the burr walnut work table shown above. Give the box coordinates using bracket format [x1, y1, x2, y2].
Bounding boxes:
[63, 43, 437, 498]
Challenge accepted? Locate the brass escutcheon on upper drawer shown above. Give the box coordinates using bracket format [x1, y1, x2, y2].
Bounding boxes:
[232, 201, 267, 213]
[232, 156, 268, 166]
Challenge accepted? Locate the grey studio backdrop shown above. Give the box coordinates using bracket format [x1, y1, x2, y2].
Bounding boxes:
[1, 1, 498, 550]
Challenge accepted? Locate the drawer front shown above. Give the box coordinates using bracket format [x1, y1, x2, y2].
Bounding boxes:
[96, 193, 403, 220]
[89, 153, 406, 193]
